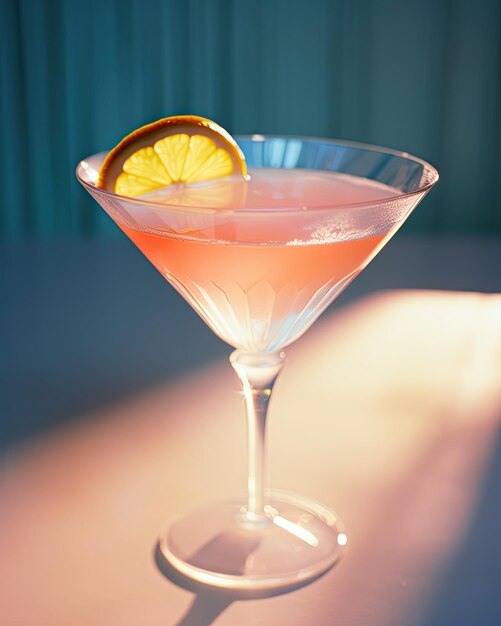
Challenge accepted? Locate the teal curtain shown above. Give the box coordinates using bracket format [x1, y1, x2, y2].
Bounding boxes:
[1, 0, 500, 237]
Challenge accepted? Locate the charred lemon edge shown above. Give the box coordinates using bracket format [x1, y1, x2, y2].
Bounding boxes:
[97, 115, 247, 193]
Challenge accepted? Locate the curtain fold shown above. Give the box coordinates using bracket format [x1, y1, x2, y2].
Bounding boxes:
[1, 0, 500, 237]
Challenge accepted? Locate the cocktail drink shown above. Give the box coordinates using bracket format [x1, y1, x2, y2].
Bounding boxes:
[77, 122, 438, 591]
[121, 169, 397, 352]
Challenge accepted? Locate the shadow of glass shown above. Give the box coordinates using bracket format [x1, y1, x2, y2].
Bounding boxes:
[154, 529, 330, 626]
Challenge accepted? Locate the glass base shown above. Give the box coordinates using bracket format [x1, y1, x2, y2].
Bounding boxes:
[159, 490, 346, 591]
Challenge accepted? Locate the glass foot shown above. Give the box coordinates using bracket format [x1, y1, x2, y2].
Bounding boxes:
[159, 490, 346, 591]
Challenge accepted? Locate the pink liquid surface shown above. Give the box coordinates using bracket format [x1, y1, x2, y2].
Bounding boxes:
[122, 169, 402, 351]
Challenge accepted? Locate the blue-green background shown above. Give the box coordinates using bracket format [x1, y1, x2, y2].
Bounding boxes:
[1, 0, 500, 238]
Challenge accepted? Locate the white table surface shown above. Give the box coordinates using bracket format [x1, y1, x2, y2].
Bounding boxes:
[1, 236, 501, 625]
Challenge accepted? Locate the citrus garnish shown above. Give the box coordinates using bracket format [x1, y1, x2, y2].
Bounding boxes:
[98, 115, 247, 197]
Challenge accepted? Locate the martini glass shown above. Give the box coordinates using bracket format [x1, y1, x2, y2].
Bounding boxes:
[77, 136, 438, 591]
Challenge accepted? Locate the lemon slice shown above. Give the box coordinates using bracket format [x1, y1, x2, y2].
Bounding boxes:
[98, 115, 247, 197]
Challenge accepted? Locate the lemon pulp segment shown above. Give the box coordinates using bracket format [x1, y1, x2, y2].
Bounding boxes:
[98, 116, 246, 198]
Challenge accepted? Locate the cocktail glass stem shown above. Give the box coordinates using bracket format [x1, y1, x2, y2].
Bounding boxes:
[230, 350, 285, 522]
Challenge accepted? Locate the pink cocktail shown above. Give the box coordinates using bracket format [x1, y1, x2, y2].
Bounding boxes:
[123, 169, 401, 352]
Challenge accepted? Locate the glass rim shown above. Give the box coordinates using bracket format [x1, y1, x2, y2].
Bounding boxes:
[76, 134, 439, 215]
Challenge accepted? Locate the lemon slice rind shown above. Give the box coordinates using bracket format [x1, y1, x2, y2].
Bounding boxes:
[98, 115, 246, 197]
